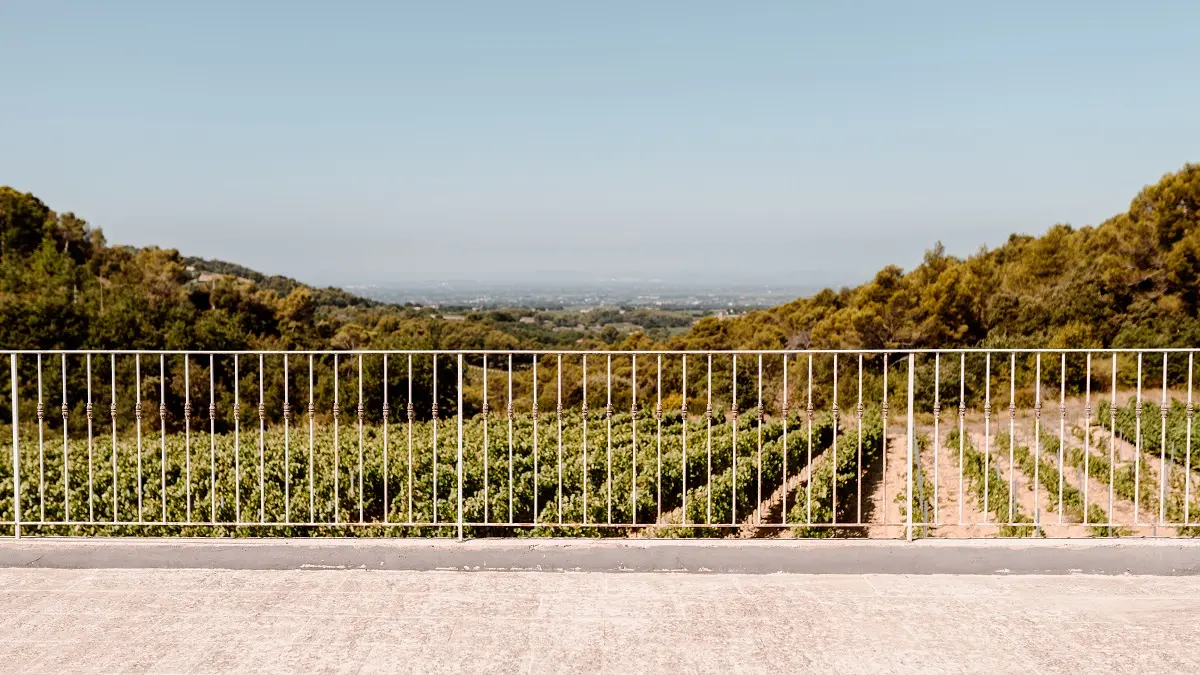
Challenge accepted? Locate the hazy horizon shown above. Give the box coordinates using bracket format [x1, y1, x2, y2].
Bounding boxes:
[337, 269, 857, 288]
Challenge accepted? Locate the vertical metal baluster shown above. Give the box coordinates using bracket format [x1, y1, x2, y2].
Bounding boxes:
[777, 355, 787, 523]
[806, 353, 813, 525]
[1160, 352, 1168, 526]
[457, 353, 464, 540]
[507, 355, 513, 525]
[983, 353, 990, 522]
[145, 355, 152, 523]
[782, 355, 789, 524]
[1186, 352, 1194, 525]
[209, 354, 216, 525]
[135, 354, 149, 523]
[184, 356, 190, 523]
[1110, 355, 1118, 526]
[111, 355, 118, 524]
[606, 354, 612, 525]
[1059, 353, 1066, 524]
[857, 354, 864, 524]
[159, 354, 166, 524]
[383, 354, 389, 523]
[1084, 354, 1091, 525]
[557, 353, 564, 524]
[308, 355, 315, 524]
[1134, 352, 1142, 525]
[958, 354, 965, 526]
[906, 354, 915, 541]
[707, 354, 713, 525]
[1008, 351, 1016, 525]
[431, 355, 438, 524]
[86, 355, 94, 524]
[357, 354, 364, 524]
[1034, 354, 1041, 526]
[62, 354, 70, 523]
[656, 354, 662, 522]
[731, 354, 738, 526]
[631, 354, 637, 525]
[333, 354, 339, 524]
[933, 353, 940, 526]
[831, 354, 838, 525]
[533, 355, 539, 524]
[756, 354, 763, 524]
[681, 355, 688, 525]
[283, 354, 290, 524]
[408, 355, 414, 524]
[10, 355, 20, 538]
[481, 355, 487, 524]
[258, 353, 265, 524]
[582, 354, 588, 525]
[37, 355, 44, 522]
[882, 355, 888, 525]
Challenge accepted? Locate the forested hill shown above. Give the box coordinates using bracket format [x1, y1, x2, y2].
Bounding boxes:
[2, 163, 1198, 352]
[664, 164, 1200, 352]
[0, 188, 529, 351]
[179, 256, 374, 309]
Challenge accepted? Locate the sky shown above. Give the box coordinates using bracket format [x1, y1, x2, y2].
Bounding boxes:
[2, 1, 1199, 287]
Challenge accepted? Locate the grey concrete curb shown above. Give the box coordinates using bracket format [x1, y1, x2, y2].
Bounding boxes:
[2, 538, 1199, 574]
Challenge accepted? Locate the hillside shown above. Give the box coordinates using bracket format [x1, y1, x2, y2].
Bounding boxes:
[0, 189, 530, 352]
[180, 255, 376, 311]
[664, 164, 1200, 352]
[3, 163, 1199, 352]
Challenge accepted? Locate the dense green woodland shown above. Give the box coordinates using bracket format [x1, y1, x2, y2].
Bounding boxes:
[3, 164, 1199, 356]
[695, 164, 1200, 352]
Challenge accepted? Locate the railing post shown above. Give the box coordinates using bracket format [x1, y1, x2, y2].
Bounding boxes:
[10, 354, 20, 539]
[906, 353, 915, 542]
[457, 353, 464, 541]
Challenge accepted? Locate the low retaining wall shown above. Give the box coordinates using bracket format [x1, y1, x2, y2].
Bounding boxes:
[2, 538, 1199, 575]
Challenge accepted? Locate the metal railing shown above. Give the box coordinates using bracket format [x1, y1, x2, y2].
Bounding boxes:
[1, 349, 1196, 539]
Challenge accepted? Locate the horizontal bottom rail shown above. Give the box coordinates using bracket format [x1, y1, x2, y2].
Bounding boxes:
[0, 521, 877, 529]
[5, 520, 1198, 527]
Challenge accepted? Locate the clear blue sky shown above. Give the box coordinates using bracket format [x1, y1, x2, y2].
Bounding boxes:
[2, 1, 1198, 287]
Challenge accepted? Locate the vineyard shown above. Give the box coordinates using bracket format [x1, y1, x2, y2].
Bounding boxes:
[1096, 399, 1200, 533]
[9, 393, 1200, 539]
[0, 408, 894, 537]
[944, 428, 1036, 537]
[5, 347, 1200, 539]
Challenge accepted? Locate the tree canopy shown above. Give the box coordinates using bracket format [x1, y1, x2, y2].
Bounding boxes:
[660, 164, 1200, 351]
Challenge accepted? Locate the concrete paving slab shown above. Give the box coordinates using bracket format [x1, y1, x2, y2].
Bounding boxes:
[2, 568, 1199, 674]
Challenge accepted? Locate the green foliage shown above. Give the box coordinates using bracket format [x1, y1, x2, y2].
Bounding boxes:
[1045, 429, 1200, 535]
[0, 412, 781, 537]
[0, 187, 549, 357]
[900, 433, 935, 538]
[1002, 434, 1114, 536]
[1098, 399, 1198, 472]
[658, 413, 835, 536]
[685, 164, 1200, 352]
[945, 428, 1036, 536]
[1051, 430, 1150, 517]
[787, 410, 884, 536]
[1089, 401, 1200, 534]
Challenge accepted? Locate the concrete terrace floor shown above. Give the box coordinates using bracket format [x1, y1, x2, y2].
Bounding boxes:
[3, 566, 1200, 674]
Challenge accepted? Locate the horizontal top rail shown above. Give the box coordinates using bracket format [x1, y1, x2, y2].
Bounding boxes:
[4, 348, 1200, 355]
